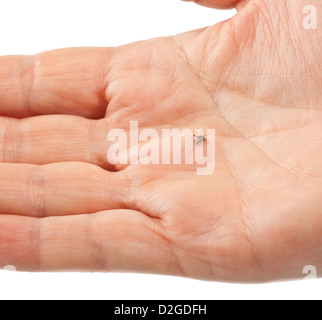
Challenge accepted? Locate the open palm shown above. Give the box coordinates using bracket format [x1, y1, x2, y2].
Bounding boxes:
[0, 0, 321, 282]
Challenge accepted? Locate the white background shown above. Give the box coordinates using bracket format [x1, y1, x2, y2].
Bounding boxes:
[0, 0, 321, 300]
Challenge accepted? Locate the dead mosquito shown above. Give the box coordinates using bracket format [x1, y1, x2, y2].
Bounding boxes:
[181, 132, 208, 151]
[194, 133, 207, 145]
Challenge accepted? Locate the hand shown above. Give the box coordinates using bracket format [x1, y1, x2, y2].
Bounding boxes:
[0, 0, 321, 282]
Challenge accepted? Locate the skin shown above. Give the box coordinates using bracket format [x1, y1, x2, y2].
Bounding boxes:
[0, 0, 321, 282]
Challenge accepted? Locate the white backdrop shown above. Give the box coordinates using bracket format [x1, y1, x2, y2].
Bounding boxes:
[0, 0, 321, 300]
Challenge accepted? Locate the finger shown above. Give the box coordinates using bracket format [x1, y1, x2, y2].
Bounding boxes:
[0, 162, 129, 217]
[0, 48, 113, 119]
[182, 0, 247, 10]
[0, 116, 111, 169]
[0, 211, 180, 275]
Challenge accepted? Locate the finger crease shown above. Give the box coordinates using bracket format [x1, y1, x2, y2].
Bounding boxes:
[26, 166, 47, 218]
[20, 55, 38, 115]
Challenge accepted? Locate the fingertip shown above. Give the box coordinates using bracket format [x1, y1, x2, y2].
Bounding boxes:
[181, 0, 243, 10]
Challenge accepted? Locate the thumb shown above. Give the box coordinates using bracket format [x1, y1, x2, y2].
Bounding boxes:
[182, 0, 248, 10]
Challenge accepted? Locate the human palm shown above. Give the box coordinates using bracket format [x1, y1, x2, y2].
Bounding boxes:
[0, 0, 321, 282]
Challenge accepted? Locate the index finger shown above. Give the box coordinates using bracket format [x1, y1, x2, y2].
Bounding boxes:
[0, 48, 113, 119]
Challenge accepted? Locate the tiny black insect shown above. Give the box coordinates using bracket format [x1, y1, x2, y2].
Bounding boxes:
[194, 133, 207, 145]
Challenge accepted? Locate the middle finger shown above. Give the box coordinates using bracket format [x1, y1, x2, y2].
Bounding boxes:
[0, 115, 112, 169]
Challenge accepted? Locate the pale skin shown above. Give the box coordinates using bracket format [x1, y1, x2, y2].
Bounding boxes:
[0, 0, 321, 282]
